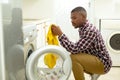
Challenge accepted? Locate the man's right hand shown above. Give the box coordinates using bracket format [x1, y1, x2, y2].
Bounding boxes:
[51, 24, 63, 36]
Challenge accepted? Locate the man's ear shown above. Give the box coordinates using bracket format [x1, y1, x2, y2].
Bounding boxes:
[82, 15, 86, 21]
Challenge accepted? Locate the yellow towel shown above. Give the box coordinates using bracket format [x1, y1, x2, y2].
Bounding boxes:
[44, 24, 59, 69]
[44, 53, 58, 69]
[46, 24, 59, 45]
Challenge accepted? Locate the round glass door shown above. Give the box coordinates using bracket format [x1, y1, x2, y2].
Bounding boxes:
[26, 45, 72, 80]
[109, 33, 120, 50]
[107, 32, 120, 53]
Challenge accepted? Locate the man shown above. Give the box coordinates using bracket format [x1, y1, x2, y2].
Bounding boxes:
[51, 6, 112, 80]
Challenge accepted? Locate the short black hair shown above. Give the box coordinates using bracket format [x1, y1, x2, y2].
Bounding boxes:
[71, 6, 86, 13]
[71, 6, 87, 18]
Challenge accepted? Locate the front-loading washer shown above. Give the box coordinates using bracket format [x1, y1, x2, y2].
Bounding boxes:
[23, 23, 72, 80]
[25, 45, 72, 80]
[100, 19, 120, 66]
[23, 24, 37, 63]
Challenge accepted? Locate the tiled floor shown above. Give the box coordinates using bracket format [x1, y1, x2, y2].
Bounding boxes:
[68, 67, 120, 80]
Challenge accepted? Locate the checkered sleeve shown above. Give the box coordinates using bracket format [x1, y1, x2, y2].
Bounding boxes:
[58, 30, 96, 54]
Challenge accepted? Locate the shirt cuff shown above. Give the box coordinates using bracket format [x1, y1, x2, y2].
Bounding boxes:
[58, 34, 65, 40]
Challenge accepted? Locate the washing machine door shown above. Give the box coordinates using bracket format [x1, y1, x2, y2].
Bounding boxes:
[26, 45, 72, 80]
[106, 31, 120, 66]
[107, 31, 120, 53]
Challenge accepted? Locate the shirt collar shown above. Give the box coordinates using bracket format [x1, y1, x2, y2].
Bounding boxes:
[79, 20, 89, 31]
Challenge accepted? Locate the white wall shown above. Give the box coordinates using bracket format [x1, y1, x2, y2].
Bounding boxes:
[23, 0, 90, 42]
[95, 0, 120, 18]
[22, 0, 55, 19]
[53, 0, 90, 42]
[92, 0, 120, 27]
[23, 0, 120, 44]
[0, 2, 7, 80]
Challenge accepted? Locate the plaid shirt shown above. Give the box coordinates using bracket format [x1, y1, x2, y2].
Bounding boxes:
[58, 21, 112, 73]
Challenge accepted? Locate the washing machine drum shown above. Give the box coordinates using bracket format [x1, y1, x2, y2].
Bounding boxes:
[26, 45, 72, 80]
[108, 32, 120, 51]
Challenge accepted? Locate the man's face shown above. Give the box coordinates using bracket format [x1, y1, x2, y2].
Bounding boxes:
[71, 11, 84, 28]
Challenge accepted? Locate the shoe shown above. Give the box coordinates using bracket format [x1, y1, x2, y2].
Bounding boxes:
[91, 74, 100, 80]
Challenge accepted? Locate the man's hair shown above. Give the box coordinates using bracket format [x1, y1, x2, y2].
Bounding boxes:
[71, 6, 87, 18]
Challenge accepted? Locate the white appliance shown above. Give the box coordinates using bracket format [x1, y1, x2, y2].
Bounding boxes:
[0, 0, 72, 79]
[100, 19, 120, 66]
[23, 24, 37, 62]
[23, 21, 72, 80]
[26, 45, 72, 80]
[0, 1, 26, 79]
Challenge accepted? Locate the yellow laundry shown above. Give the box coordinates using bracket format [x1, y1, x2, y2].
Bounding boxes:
[44, 24, 59, 69]
[44, 53, 58, 69]
[46, 24, 59, 45]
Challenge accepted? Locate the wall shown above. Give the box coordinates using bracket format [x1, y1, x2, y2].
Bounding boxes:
[95, 0, 120, 18]
[53, 0, 90, 42]
[22, 0, 55, 19]
[0, 2, 6, 79]
[92, 0, 120, 28]
[23, 0, 90, 44]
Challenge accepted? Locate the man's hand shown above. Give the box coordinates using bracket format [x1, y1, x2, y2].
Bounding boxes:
[51, 25, 63, 36]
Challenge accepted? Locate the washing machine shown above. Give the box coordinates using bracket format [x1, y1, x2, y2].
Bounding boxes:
[23, 22, 72, 80]
[25, 45, 72, 80]
[23, 24, 37, 63]
[0, 0, 72, 79]
[100, 19, 120, 66]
